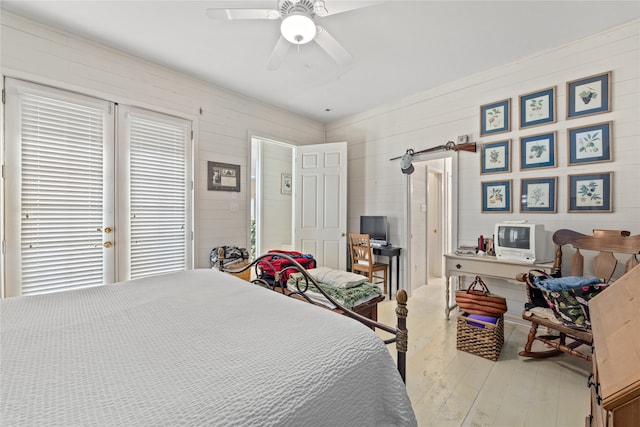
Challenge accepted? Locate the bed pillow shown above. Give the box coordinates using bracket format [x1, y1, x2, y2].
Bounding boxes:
[306, 267, 368, 289]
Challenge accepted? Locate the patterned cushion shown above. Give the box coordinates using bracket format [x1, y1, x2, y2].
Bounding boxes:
[539, 283, 608, 330]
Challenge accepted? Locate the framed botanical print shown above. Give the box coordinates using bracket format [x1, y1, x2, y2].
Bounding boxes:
[519, 86, 556, 129]
[480, 140, 511, 174]
[568, 172, 613, 213]
[567, 71, 611, 119]
[568, 121, 613, 166]
[481, 179, 512, 213]
[480, 98, 511, 136]
[520, 177, 557, 213]
[280, 172, 292, 195]
[520, 132, 557, 170]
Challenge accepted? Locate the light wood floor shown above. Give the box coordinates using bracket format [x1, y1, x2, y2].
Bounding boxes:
[376, 279, 591, 427]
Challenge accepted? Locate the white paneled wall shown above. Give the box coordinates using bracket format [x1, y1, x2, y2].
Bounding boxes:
[0, 13, 324, 270]
[327, 20, 640, 319]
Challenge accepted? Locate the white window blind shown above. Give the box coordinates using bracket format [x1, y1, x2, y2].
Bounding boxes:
[5, 80, 191, 297]
[126, 110, 190, 279]
[17, 92, 109, 295]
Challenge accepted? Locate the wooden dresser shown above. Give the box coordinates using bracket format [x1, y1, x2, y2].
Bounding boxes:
[587, 264, 640, 427]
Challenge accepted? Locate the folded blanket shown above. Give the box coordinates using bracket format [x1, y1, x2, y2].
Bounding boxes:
[304, 267, 368, 289]
[533, 275, 603, 291]
[287, 273, 381, 309]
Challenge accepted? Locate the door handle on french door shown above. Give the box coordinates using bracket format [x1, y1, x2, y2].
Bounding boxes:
[95, 242, 113, 248]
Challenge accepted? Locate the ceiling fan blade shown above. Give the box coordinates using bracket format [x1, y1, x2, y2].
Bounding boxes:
[206, 8, 280, 20]
[314, 26, 352, 66]
[266, 36, 290, 71]
[315, 1, 383, 17]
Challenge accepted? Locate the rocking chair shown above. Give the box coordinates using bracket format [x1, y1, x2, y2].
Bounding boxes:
[516, 229, 640, 361]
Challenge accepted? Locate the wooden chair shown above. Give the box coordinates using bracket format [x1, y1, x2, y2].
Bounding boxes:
[516, 229, 640, 362]
[349, 233, 388, 294]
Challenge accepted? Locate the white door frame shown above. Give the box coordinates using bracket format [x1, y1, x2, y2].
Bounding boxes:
[249, 135, 295, 257]
[404, 151, 458, 293]
[248, 136, 347, 268]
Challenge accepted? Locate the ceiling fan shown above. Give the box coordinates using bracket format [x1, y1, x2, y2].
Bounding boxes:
[206, 0, 381, 70]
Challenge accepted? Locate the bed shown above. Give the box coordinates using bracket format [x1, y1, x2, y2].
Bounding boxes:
[1, 255, 416, 426]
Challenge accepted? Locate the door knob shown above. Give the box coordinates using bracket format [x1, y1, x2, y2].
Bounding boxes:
[104, 227, 112, 233]
[96, 241, 113, 248]
[341, 232, 346, 237]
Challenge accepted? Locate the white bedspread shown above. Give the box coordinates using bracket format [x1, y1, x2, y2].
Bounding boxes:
[1, 269, 416, 426]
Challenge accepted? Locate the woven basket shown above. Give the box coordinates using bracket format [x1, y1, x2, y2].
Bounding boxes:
[226, 260, 251, 281]
[456, 313, 504, 361]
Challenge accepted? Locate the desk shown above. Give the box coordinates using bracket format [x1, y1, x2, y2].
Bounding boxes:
[443, 253, 554, 319]
[373, 246, 402, 297]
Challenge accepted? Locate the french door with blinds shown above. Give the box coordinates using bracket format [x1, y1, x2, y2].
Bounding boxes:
[4, 79, 192, 297]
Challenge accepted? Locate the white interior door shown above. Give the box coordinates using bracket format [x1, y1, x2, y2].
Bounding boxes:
[294, 142, 347, 270]
[427, 168, 444, 278]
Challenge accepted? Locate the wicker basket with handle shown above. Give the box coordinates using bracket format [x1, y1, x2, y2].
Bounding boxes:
[456, 313, 504, 361]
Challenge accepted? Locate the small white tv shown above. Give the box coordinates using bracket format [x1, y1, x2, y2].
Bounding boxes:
[494, 223, 551, 264]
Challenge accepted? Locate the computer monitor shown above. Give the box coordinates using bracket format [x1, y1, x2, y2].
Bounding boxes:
[360, 216, 389, 247]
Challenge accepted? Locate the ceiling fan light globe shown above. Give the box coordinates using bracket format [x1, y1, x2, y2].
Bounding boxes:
[281, 13, 316, 44]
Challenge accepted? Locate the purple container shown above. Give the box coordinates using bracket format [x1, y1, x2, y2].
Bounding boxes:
[467, 314, 499, 328]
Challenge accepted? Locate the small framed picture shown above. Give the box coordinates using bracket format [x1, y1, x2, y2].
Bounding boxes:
[520, 132, 557, 170]
[568, 172, 613, 213]
[208, 161, 240, 192]
[521, 177, 557, 213]
[568, 121, 613, 166]
[567, 71, 611, 119]
[480, 98, 511, 136]
[280, 172, 292, 195]
[480, 140, 511, 174]
[519, 86, 556, 129]
[481, 179, 512, 213]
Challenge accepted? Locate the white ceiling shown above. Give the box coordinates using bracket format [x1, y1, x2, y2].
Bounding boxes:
[2, 1, 639, 123]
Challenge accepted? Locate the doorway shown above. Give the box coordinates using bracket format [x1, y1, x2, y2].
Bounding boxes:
[408, 155, 455, 292]
[250, 137, 295, 258]
[250, 138, 348, 268]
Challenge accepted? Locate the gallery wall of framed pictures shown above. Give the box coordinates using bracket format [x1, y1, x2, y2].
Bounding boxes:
[479, 71, 613, 214]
